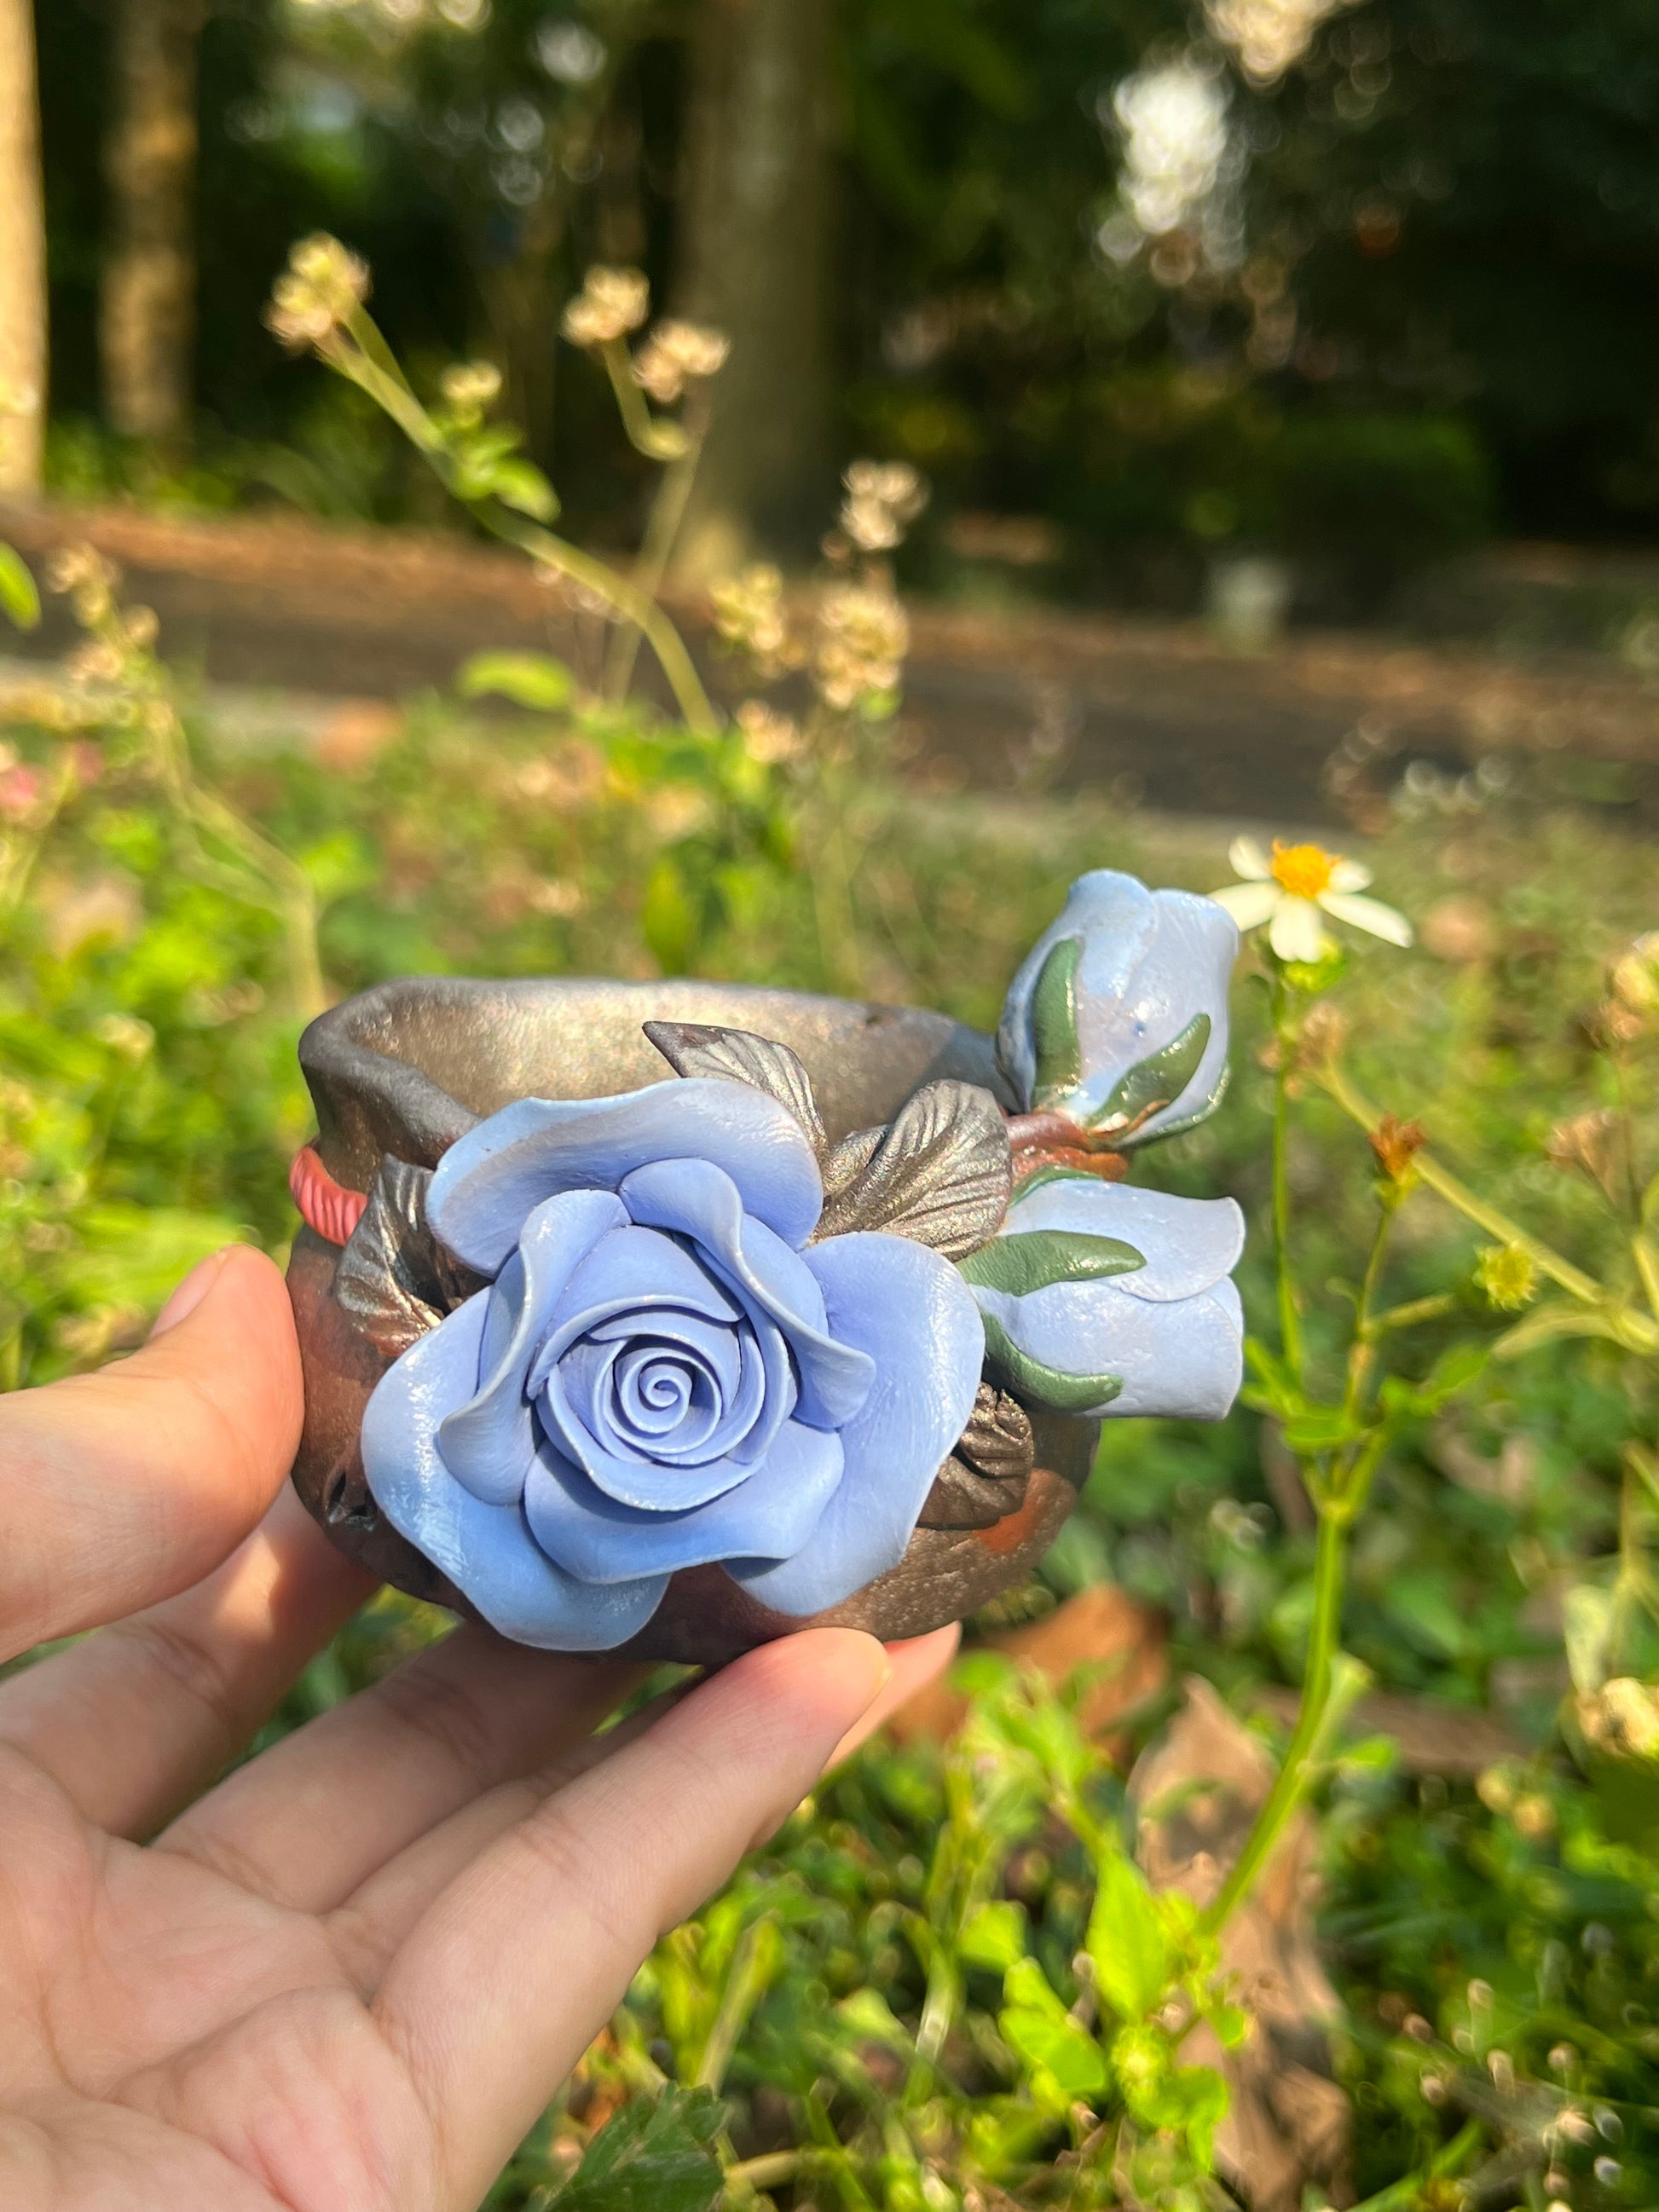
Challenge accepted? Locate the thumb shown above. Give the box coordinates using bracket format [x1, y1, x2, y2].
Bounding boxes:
[0, 1245, 305, 1662]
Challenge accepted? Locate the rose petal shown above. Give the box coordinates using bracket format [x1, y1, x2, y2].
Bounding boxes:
[362, 1291, 668, 1649]
[1000, 1180, 1245, 1301]
[436, 1188, 627, 1505]
[560, 1333, 725, 1459]
[731, 1232, 984, 1615]
[973, 1274, 1243, 1420]
[540, 1343, 760, 1510]
[523, 1418, 844, 1581]
[527, 1216, 797, 1486]
[620, 1158, 875, 1431]
[427, 1077, 824, 1274]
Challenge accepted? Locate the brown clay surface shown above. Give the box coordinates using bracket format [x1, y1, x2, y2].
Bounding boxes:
[3, 497, 1658, 825]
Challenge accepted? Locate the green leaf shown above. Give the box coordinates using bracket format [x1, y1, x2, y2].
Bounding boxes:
[999, 1960, 1109, 2099]
[491, 457, 558, 522]
[958, 1898, 1029, 1971]
[958, 1228, 1144, 1297]
[1280, 1404, 1367, 1454]
[1094, 1013, 1211, 1134]
[0, 542, 39, 630]
[457, 650, 576, 711]
[1086, 1851, 1170, 2021]
[554, 2087, 725, 2212]
[1028, 936, 1082, 1108]
[980, 1310, 1122, 1415]
[835, 1986, 914, 2050]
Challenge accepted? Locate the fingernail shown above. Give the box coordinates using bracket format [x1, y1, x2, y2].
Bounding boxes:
[150, 1247, 231, 1338]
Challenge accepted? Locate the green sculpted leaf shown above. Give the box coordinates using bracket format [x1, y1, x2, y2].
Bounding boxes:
[958, 1228, 1144, 1298]
[1028, 936, 1083, 1108]
[980, 1311, 1122, 1415]
[1094, 1012, 1211, 1134]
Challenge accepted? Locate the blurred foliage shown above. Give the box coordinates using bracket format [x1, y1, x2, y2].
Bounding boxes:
[32, 0, 1659, 597]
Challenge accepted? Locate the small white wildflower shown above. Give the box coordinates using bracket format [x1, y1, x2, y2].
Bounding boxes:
[1210, 835, 1413, 962]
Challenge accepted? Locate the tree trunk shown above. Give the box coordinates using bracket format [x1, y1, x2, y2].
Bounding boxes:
[0, 0, 47, 497]
[101, 0, 201, 448]
[672, 0, 835, 579]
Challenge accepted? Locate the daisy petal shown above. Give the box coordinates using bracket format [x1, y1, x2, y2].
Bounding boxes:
[1319, 890, 1413, 947]
[1328, 858, 1372, 892]
[1269, 895, 1328, 963]
[1228, 835, 1271, 881]
[1210, 881, 1279, 933]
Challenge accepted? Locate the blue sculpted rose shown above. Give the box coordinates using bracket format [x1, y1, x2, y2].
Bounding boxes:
[998, 870, 1238, 1143]
[361, 1077, 986, 1649]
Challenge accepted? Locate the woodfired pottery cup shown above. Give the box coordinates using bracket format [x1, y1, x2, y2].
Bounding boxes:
[285, 977, 1098, 1666]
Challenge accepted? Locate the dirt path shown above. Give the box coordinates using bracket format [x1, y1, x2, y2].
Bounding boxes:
[3, 497, 1656, 828]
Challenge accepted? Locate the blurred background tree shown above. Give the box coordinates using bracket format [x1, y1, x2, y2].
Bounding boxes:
[0, 0, 47, 494]
[19, 0, 1659, 601]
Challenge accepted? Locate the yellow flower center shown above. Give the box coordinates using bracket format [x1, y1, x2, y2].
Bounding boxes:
[1269, 840, 1338, 901]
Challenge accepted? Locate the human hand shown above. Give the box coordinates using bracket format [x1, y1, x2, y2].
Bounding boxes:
[0, 1246, 956, 2209]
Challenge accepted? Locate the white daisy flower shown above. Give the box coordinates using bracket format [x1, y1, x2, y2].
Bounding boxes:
[1210, 835, 1413, 962]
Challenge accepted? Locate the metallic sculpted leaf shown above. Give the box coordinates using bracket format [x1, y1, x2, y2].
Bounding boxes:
[333, 1155, 483, 1359]
[918, 1383, 1037, 1531]
[642, 1019, 827, 1157]
[812, 1080, 1012, 1259]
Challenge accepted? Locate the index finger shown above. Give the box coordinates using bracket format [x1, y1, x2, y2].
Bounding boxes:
[0, 1245, 303, 1662]
[373, 1626, 891, 2210]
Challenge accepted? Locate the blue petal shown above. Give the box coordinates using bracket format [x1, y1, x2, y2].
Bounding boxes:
[1097, 891, 1237, 1145]
[523, 1418, 845, 1581]
[731, 1232, 985, 1616]
[428, 1077, 824, 1274]
[436, 1188, 627, 1505]
[621, 1158, 874, 1431]
[534, 1223, 744, 1349]
[973, 1274, 1243, 1420]
[362, 1293, 668, 1650]
[541, 1356, 757, 1510]
[1002, 1180, 1245, 1301]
